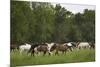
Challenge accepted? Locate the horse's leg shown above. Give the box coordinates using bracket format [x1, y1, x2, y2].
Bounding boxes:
[62, 51, 65, 55]
[78, 46, 81, 50]
[69, 47, 72, 51]
[48, 50, 52, 56]
[43, 51, 46, 56]
[35, 51, 39, 56]
[31, 50, 34, 56]
[64, 51, 66, 55]
[84, 46, 86, 49]
[20, 49, 23, 54]
[27, 50, 30, 55]
[71, 47, 74, 51]
[89, 45, 91, 49]
[55, 50, 58, 55]
[90, 46, 92, 49]
[90, 45, 94, 49]
[62, 50, 66, 55]
[64, 49, 67, 55]
[76, 46, 79, 51]
[27, 49, 32, 56]
[48, 51, 51, 56]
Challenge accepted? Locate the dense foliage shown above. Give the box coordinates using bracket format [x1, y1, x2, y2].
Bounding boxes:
[11, 1, 95, 44]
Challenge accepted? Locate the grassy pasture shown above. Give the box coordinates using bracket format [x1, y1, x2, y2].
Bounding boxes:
[10, 49, 95, 67]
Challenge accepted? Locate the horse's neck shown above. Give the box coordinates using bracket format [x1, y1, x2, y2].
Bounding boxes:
[47, 43, 54, 48]
[76, 42, 80, 46]
[26, 43, 29, 45]
[63, 43, 67, 45]
[25, 43, 31, 47]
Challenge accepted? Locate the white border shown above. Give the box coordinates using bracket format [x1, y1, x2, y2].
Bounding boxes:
[0, 0, 10, 67]
[0, 0, 99, 67]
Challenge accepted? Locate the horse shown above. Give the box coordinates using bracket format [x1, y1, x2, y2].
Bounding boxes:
[10, 44, 19, 52]
[50, 43, 69, 55]
[76, 42, 91, 49]
[28, 43, 42, 56]
[63, 42, 77, 51]
[19, 43, 31, 54]
[29, 42, 55, 56]
[33, 45, 49, 56]
[45, 42, 55, 54]
[89, 42, 95, 49]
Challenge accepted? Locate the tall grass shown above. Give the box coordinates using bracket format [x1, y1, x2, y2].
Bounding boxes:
[10, 49, 95, 67]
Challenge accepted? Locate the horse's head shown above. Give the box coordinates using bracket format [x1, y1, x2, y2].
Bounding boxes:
[50, 43, 57, 51]
[70, 42, 77, 47]
[25, 43, 31, 46]
[76, 42, 80, 47]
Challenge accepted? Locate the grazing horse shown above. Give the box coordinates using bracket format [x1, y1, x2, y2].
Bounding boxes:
[63, 42, 77, 51]
[10, 45, 19, 52]
[50, 43, 68, 55]
[29, 43, 55, 56]
[76, 42, 91, 49]
[19, 43, 31, 54]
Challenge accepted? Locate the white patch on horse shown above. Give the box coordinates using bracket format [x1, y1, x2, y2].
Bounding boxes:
[67, 43, 72, 46]
[19, 43, 31, 54]
[46, 43, 55, 55]
[34, 47, 38, 55]
[77, 42, 90, 49]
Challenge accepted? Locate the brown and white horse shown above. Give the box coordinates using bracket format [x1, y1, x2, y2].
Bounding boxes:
[49, 43, 68, 55]
[49, 42, 77, 55]
[28, 43, 55, 56]
[63, 42, 77, 51]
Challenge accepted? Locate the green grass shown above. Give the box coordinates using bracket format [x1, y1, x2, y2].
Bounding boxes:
[10, 49, 95, 67]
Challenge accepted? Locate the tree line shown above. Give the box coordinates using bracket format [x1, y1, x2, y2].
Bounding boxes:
[11, 1, 95, 45]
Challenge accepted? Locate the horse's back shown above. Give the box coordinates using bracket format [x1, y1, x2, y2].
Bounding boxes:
[78, 42, 90, 46]
[77, 42, 91, 49]
[19, 43, 31, 50]
[67, 43, 72, 46]
[56, 43, 68, 51]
